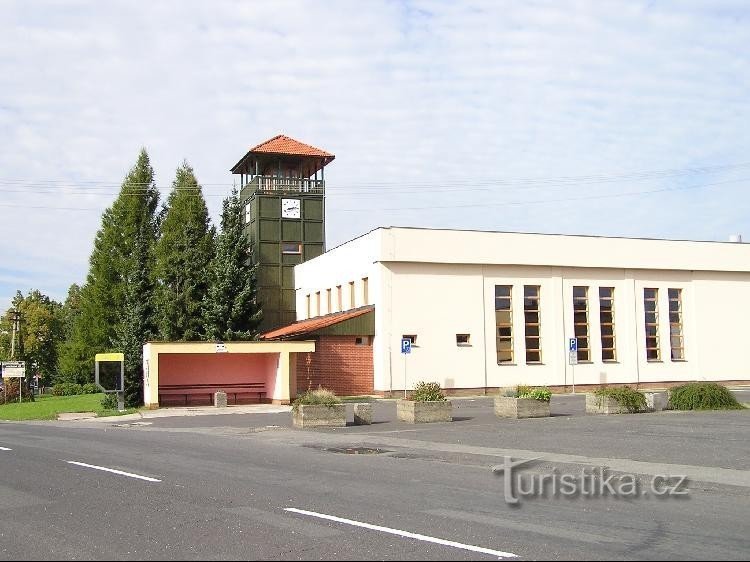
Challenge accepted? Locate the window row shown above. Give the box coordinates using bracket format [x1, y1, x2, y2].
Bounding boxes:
[494, 285, 686, 364]
[305, 277, 369, 318]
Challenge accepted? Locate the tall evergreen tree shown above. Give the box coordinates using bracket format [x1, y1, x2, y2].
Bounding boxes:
[155, 161, 215, 341]
[63, 149, 160, 385]
[204, 189, 262, 340]
[55, 284, 90, 384]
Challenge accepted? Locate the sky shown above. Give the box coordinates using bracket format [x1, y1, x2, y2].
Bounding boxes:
[1, 0, 749, 311]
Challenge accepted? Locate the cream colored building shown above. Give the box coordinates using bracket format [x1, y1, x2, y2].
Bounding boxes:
[293, 227, 750, 393]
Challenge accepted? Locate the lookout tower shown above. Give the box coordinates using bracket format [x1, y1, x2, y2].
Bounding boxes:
[231, 134, 335, 331]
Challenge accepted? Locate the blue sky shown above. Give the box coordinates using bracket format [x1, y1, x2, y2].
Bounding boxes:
[1, 0, 749, 311]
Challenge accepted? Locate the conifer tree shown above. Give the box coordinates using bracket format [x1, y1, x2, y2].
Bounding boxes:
[60, 149, 160, 385]
[155, 161, 215, 341]
[204, 189, 262, 340]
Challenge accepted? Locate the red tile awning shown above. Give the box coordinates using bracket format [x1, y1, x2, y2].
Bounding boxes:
[261, 306, 374, 340]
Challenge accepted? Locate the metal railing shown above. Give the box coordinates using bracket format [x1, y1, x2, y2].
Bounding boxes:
[250, 176, 325, 194]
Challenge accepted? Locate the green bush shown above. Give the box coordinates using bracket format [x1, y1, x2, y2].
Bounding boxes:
[100, 393, 118, 410]
[518, 387, 552, 402]
[594, 386, 647, 413]
[0, 379, 35, 404]
[52, 383, 83, 396]
[292, 387, 341, 412]
[669, 383, 743, 411]
[81, 383, 99, 395]
[411, 381, 446, 402]
[516, 385, 533, 397]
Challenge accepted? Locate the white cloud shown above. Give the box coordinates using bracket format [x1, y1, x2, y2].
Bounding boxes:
[0, 0, 749, 307]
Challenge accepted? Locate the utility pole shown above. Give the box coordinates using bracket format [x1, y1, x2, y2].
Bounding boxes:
[9, 309, 21, 360]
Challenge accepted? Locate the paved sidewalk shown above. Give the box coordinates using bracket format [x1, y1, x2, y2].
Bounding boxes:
[85, 403, 291, 423]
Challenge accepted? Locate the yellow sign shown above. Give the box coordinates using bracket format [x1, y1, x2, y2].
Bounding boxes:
[95, 353, 124, 362]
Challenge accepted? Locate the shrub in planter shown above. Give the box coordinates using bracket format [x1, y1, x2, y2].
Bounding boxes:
[292, 388, 346, 428]
[398, 381, 452, 423]
[588, 386, 646, 414]
[669, 383, 743, 411]
[495, 385, 551, 418]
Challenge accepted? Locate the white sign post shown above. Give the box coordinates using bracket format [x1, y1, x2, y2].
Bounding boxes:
[401, 338, 412, 398]
[568, 339, 578, 394]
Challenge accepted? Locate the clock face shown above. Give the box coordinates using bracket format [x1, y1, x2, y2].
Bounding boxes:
[281, 198, 301, 219]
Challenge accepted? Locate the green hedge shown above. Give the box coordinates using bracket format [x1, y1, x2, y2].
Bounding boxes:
[292, 388, 341, 412]
[594, 386, 646, 413]
[669, 383, 743, 411]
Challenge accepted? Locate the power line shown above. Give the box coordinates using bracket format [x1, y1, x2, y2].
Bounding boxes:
[0, 176, 744, 213]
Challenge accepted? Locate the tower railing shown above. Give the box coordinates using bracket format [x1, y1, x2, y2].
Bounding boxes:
[250, 175, 325, 194]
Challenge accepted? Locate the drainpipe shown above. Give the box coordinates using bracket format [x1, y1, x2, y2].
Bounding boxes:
[633, 275, 641, 389]
[481, 266, 488, 394]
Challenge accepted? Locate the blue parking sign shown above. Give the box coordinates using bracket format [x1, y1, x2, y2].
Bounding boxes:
[569, 338, 578, 352]
[401, 338, 412, 354]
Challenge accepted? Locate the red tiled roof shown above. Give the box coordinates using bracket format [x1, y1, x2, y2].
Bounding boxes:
[261, 306, 374, 340]
[249, 134, 334, 158]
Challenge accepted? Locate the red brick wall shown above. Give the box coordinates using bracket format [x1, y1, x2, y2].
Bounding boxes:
[295, 336, 374, 396]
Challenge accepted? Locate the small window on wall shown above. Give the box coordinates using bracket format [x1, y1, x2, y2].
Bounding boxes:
[599, 287, 617, 362]
[349, 281, 356, 309]
[244, 202, 252, 224]
[644, 288, 660, 361]
[524, 285, 541, 363]
[336, 285, 342, 312]
[362, 277, 369, 305]
[456, 334, 471, 346]
[282, 242, 301, 255]
[573, 286, 590, 362]
[402, 334, 417, 345]
[306, 294, 311, 319]
[495, 285, 513, 364]
[315, 291, 321, 317]
[355, 336, 371, 346]
[326, 288, 332, 314]
[668, 288, 685, 361]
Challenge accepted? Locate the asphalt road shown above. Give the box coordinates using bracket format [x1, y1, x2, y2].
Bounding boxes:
[0, 395, 748, 560]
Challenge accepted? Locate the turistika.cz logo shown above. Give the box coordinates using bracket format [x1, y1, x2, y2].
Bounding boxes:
[492, 456, 690, 505]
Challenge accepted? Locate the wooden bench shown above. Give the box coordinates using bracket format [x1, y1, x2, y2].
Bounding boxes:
[158, 382, 266, 406]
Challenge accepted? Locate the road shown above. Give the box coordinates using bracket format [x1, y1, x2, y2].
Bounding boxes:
[0, 395, 748, 560]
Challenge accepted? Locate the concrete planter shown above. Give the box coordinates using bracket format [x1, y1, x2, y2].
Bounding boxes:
[494, 396, 550, 419]
[396, 399, 452, 423]
[214, 391, 227, 408]
[353, 403, 373, 425]
[586, 393, 630, 415]
[644, 392, 668, 412]
[292, 403, 347, 429]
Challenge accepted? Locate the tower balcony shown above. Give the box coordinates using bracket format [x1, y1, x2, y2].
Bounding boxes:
[246, 175, 325, 195]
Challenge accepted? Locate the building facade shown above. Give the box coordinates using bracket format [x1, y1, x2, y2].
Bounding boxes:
[281, 226, 750, 395]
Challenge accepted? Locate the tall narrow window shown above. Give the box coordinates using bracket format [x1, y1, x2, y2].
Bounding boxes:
[326, 288, 332, 315]
[349, 281, 356, 309]
[362, 277, 369, 305]
[668, 288, 684, 360]
[599, 287, 616, 362]
[495, 285, 513, 364]
[644, 288, 660, 361]
[306, 294, 311, 319]
[524, 286, 541, 363]
[315, 291, 321, 317]
[573, 286, 590, 361]
[336, 285, 342, 312]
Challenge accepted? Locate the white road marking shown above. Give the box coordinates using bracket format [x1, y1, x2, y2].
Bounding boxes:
[66, 461, 161, 482]
[0, 446, 12, 451]
[285, 508, 518, 559]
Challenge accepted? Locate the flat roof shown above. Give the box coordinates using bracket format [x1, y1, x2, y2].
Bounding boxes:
[305, 226, 750, 273]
